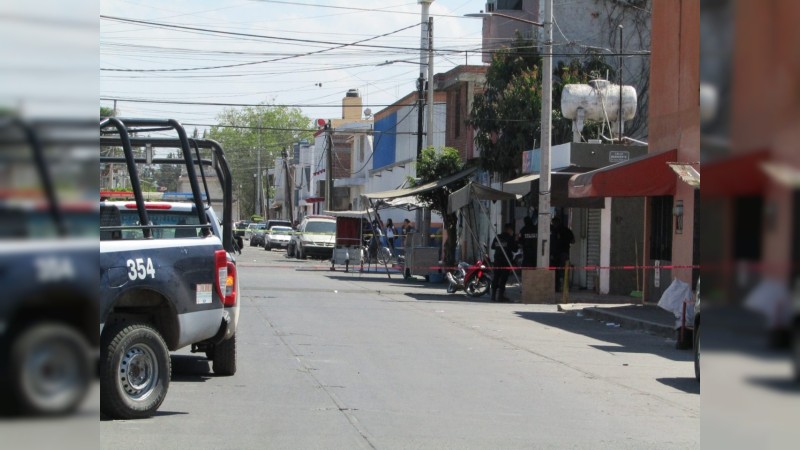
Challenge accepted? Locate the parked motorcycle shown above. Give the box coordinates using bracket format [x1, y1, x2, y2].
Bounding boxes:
[446, 254, 492, 297]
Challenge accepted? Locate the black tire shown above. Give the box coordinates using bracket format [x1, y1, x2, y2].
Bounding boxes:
[694, 321, 701, 382]
[212, 334, 236, 376]
[100, 322, 170, 420]
[465, 274, 491, 297]
[8, 323, 92, 416]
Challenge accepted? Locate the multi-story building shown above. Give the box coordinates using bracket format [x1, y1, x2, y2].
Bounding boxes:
[274, 89, 373, 220]
[437, 65, 487, 163]
[569, 0, 699, 301]
[369, 89, 447, 196]
[479, 0, 651, 139]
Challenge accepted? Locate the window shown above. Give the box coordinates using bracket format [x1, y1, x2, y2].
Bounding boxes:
[650, 196, 673, 260]
[497, 0, 523, 11]
[304, 220, 335, 233]
[118, 209, 201, 239]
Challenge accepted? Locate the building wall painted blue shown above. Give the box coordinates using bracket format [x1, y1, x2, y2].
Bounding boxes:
[373, 112, 397, 170]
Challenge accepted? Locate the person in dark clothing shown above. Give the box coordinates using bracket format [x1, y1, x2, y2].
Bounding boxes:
[518, 216, 538, 268]
[550, 216, 575, 292]
[491, 223, 518, 302]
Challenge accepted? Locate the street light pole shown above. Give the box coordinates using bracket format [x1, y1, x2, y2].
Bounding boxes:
[426, 16, 434, 148]
[464, 9, 550, 268]
[537, 0, 553, 269]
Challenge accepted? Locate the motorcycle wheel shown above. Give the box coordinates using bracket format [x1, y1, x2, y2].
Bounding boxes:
[465, 274, 491, 297]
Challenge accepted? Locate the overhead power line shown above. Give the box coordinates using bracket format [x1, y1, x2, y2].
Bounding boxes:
[101, 15, 649, 59]
[101, 21, 421, 72]
[101, 97, 415, 108]
[101, 15, 429, 53]
[246, 1, 471, 19]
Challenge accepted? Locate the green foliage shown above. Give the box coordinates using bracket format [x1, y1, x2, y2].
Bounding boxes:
[208, 103, 312, 218]
[468, 36, 614, 180]
[153, 152, 181, 192]
[410, 146, 466, 267]
[469, 37, 542, 180]
[100, 106, 115, 118]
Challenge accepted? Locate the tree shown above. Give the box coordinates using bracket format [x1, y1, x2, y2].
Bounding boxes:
[153, 152, 181, 192]
[100, 106, 115, 118]
[411, 147, 468, 268]
[468, 36, 613, 180]
[208, 103, 312, 219]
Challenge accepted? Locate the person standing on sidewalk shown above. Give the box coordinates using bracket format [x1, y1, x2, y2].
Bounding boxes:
[550, 216, 575, 292]
[491, 223, 518, 302]
[518, 216, 538, 268]
[385, 218, 397, 255]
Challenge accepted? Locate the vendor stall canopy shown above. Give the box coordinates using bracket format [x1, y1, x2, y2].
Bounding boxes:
[363, 167, 477, 201]
[448, 182, 521, 213]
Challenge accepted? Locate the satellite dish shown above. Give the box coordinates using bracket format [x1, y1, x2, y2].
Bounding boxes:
[363, 108, 372, 118]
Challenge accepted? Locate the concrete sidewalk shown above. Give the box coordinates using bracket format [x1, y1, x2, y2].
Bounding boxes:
[557, 301, 678, 339]
[339, 271, 680, 339]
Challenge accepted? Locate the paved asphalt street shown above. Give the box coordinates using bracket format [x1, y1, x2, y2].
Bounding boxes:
[100, 245, 699, 449]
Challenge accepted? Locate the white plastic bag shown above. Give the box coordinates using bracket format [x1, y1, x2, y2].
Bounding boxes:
[657, 278, 695, 329]
[744, 278, 792, 328]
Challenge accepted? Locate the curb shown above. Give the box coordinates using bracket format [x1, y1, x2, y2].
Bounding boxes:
[567, 306, 676, 339]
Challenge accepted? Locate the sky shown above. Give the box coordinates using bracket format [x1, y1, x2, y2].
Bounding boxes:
[99, 0, 486, 129]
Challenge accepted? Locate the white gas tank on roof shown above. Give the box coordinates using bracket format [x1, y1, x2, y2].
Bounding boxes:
[561, 80, 637, 122]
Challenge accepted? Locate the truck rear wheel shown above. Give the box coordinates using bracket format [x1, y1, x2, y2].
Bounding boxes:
[100, 322, 170, 420]
[212, 334, 237, 376]
[9, 322, 92, 415]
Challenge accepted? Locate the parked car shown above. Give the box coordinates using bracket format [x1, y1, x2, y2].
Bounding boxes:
[256, 220, 292, 248]
[265, 225, 293, 250]
[246, 223, 266, 246]
[265, 219, 292, 231]
[288, 215, 336, 260]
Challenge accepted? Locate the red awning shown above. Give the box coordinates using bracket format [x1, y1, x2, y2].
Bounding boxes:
[701, 149, 770, 197]
[569, 149, 678, 198]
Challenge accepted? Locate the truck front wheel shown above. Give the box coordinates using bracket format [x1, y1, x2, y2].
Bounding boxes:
[100, 322, 170, 420]
[9, 322, 92, 415]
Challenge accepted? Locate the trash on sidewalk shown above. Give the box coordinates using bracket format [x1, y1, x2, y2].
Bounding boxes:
[657, 278, 694, 328]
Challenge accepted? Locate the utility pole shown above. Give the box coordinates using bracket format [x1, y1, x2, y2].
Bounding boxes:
[418, 0, 434, 245]
[282, 148, 292, 222]
[618, 24, 624, 139]
[536, 0, 553, 269]
[426, 16, 434, 148]
[256, 117, 262, 217]
[265, 169, 270, 220]
[416, 75, 425, 158]
[326, 121, 334, 212]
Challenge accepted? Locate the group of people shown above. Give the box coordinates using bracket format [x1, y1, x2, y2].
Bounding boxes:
[371, 217, 414, 255]
[490, 216, 574, 302]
